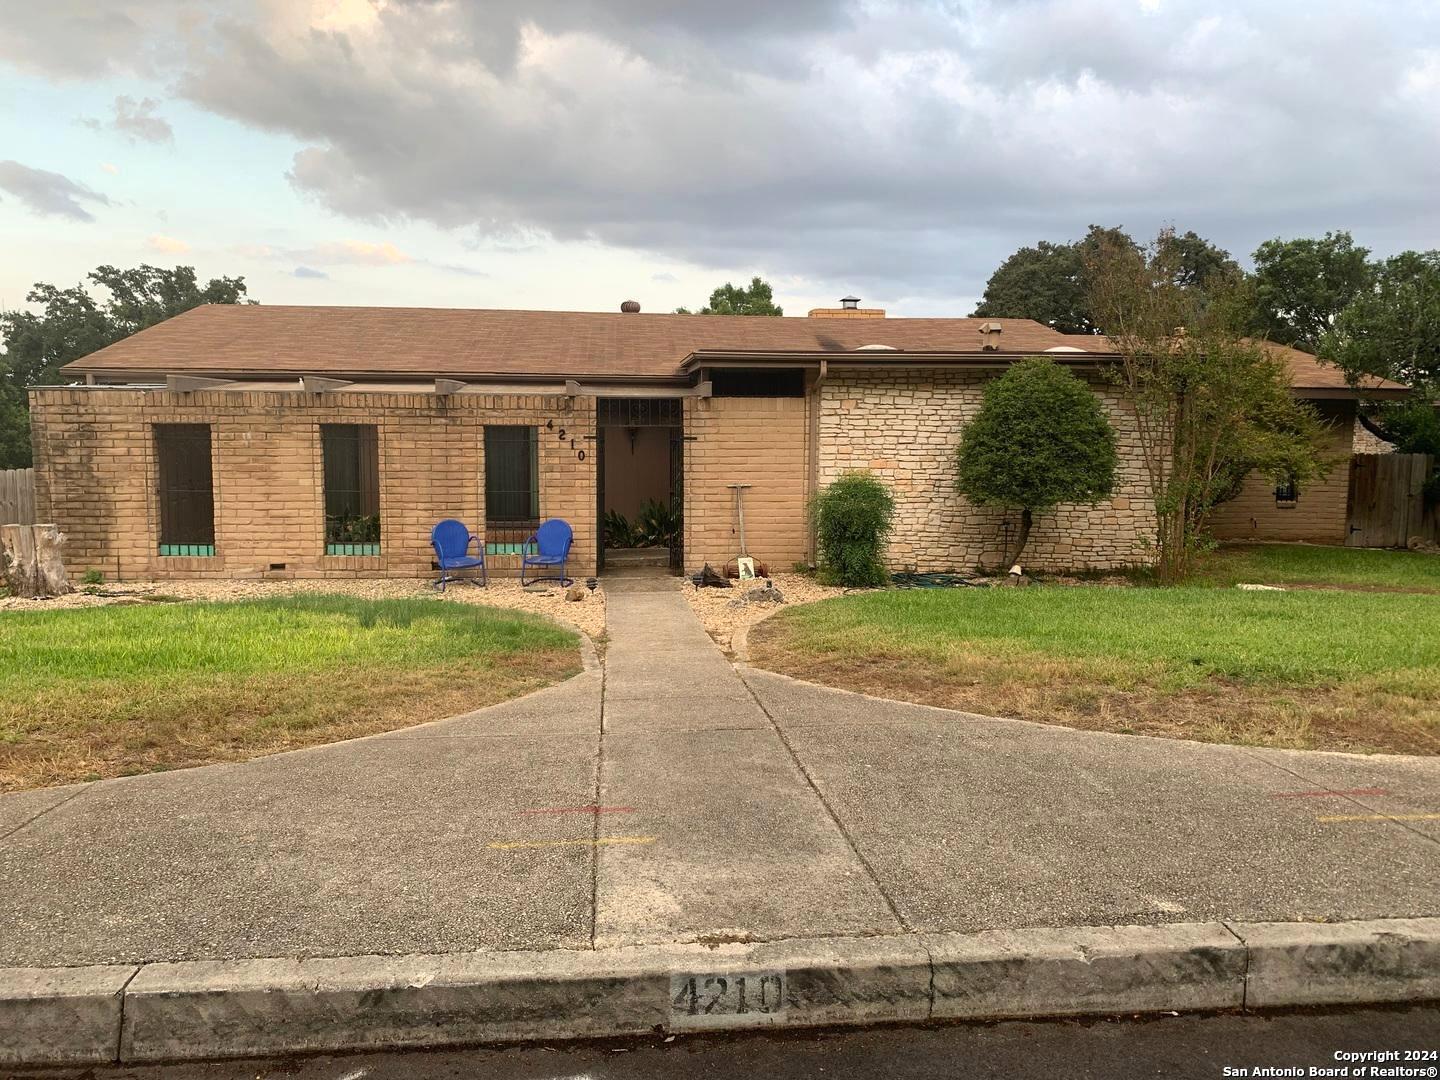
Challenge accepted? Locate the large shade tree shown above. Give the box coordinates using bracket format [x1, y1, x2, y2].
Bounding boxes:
[954, 356, 1118, 568]
[1250, 231, 1373, 351]
[0, 265, 252, 467]
[972, 225, 1235, 335]
[675, 276, 782, 316]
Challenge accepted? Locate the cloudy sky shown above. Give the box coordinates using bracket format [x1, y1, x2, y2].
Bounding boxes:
[1, 0, 1438, 317]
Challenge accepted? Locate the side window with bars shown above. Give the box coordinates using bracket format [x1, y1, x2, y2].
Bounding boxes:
[484, 425, 539, 554]
[154, 423, 216, 556]
[321, 424, 381, 555]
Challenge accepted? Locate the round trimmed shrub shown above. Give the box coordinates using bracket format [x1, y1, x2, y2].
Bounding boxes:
[812, 471, 895, 587]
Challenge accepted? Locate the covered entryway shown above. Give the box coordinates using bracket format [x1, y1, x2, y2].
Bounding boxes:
[595, 398, 684, 573]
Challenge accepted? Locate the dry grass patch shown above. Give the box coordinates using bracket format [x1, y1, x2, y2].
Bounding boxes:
[749, 587, 1440, 756]
[0, 594, 580, 791]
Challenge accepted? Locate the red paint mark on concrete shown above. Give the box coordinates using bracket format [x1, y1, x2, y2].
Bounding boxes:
[1270, 788, 1389, 798]
[519, 806, 636, 815]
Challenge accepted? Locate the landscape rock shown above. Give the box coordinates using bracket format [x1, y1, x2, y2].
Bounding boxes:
[565, 585, 587, 602]
[743, 582, 785, 605]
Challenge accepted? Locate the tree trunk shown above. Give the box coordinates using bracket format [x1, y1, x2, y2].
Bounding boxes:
[1005, 507, 1033, 570]
[2, 523, 74, 599]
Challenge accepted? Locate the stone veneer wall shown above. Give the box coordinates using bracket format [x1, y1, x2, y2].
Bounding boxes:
[29, 387, 597, 580]
[817, 369, 1155, 571]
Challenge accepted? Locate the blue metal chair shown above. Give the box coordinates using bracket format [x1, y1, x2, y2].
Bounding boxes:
[431, 519, 486, 591]
[521, 519, 574, 587]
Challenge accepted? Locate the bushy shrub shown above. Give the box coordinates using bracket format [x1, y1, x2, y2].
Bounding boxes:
[812, 472, 895, 586]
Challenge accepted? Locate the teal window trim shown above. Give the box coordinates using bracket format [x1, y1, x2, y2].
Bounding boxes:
[484, 541, 529, 556]
[325, 542, 382, 557]
[158, 543, 216, 558]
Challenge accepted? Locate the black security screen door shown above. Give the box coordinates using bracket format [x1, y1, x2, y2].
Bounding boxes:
[321, 424, 380, 554]
[154, 423, 215, 554]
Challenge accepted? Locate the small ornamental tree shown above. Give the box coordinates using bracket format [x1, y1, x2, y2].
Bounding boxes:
[812, 472, 895, 587]
[955, 357, 1118, 568]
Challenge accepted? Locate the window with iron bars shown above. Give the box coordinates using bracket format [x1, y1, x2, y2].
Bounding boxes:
[154, 423, 216, 557]
[484, 425, 539, 554]
[322, 424, 381, 555]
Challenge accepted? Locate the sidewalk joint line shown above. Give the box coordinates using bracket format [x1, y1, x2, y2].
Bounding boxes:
[590, 637, 607, 951]
[1219, 920, 1250, 1012]
[114, 964, 142, 1063]
[0, 786, 89, 844]
[736, 666, 913, 934]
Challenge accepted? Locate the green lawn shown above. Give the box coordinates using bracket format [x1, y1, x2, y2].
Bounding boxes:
[0, 595, 578, 791]
[750, 586, 1440, 755]
[1193, 543, 1440, 591]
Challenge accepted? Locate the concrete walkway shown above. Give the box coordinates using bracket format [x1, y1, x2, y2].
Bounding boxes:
[1, 577, 1439, 969]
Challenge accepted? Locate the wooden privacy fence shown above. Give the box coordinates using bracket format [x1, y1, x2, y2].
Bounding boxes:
[1346, 453, 1439, 548]
[0, 468, 35, 526]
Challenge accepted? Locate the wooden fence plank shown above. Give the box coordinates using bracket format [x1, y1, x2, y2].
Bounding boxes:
[1346, 453, 1437, 548]
[0, 468, 36, 526]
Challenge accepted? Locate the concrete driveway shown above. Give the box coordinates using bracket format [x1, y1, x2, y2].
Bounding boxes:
[1, 576, 1437, 967]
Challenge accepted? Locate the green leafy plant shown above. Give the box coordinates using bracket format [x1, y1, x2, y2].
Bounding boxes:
[325, 513, 380, 545]
[81, 568, 104, 586]
[811, 472, 895, 587]
[955, 356, 1118, 568]
[603, 509, 636, 549]
[634, 498, 681, 548]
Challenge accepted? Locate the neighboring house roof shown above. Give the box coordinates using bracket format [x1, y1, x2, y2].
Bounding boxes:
[60, 305, 1084, 382]
[1072, 336, 1410, 400]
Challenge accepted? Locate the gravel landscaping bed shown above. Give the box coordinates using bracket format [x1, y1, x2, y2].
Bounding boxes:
[0, 576, 606, 639]
[681, 572, 854, 654]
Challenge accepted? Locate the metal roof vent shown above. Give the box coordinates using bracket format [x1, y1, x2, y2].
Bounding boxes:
[620, 300, 641, 313]
[840, 295, 861, 310]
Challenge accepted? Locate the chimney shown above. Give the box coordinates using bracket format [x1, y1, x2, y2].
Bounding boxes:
[620, 300, 641, 313]
[978, 321, 1003, 351]
[808, 295, 885, 319]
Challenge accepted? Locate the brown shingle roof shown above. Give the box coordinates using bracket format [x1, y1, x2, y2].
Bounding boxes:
[61, 305, 1081, 381]
[1065, 335, 1410, 398]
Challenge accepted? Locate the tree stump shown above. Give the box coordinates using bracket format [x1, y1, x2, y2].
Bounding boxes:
[1, 523, 74, 598]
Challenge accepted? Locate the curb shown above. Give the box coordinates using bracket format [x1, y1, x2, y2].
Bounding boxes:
[3, 917, 1438, 1066]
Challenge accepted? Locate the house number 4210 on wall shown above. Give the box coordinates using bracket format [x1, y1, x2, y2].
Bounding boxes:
[546, 419, 587, 462]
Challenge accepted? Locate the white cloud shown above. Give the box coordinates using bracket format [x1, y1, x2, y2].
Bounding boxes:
[0, 160, 112, 221]
[146, 233, 190, 254]
[81, 95, 175, 143]
[3, 1, 1440, 299]
[100, 162, 120, 174]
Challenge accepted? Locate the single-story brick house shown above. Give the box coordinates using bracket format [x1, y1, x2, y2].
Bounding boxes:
[27, 301, 1400, 580]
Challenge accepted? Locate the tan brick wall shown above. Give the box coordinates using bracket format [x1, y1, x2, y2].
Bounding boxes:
[683, 395, 811, 572]
[29, 388, 597, 580]
[817, 370, 1155, 571]
[1209, 401, 1354, 544]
